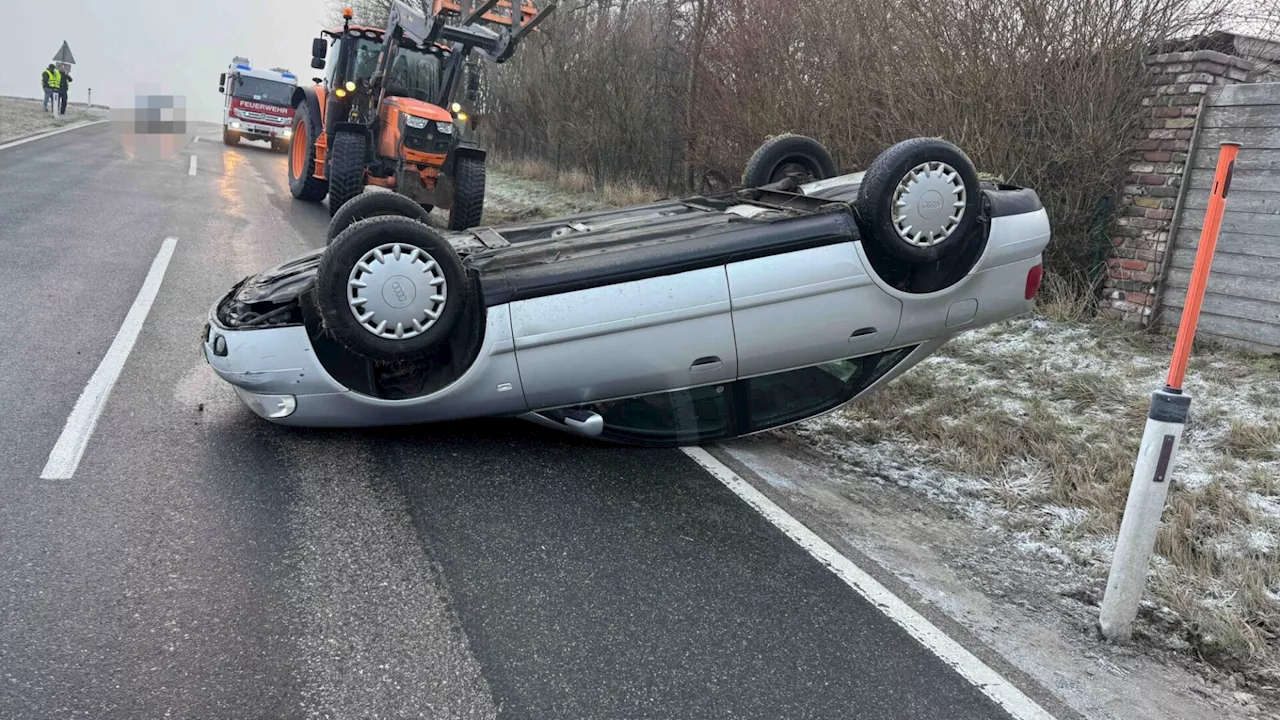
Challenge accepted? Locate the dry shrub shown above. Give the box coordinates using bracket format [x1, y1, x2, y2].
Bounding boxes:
[484, 0, 1228, 278]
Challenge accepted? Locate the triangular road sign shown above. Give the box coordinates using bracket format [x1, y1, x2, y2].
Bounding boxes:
[52, 41, 75, 65]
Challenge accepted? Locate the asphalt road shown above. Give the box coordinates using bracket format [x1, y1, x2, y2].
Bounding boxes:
[1, 122, 1043, 719]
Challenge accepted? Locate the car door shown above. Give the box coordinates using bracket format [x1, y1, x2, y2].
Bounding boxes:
[727, 242, 904, 378]
[510, 266, 738, 409]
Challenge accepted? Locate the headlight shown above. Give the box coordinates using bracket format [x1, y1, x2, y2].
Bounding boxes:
[280, 128, 292, 138]
[345, 81, 356, 92]
[451, 102, 462, 113]
[404, 115, 430, 130]
[435, 121, 453, 134]
[230, 121, 241, 128]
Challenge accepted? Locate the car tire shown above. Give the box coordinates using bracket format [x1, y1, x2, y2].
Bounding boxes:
[741, 134, 838, 188]
[288, 98, 328, 202]
[327, 190, 433, 243]
[316, 216, 469, 361]
[854, 137, 982, 265]
[327, 131, 367, 217]
[448, 156, 486, 231]
[223, 128, 240, 146]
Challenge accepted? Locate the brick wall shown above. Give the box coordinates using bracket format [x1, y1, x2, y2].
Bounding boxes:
[1100, 49, 1254, 323]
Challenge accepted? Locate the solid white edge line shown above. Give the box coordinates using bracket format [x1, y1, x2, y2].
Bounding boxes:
[188, 155, 197, 176]
[0, 119, 108, 152]
[40, 238, 179, 480]
[680, 446, 1059, 720]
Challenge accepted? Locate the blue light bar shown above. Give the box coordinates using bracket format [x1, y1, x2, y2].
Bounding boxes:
[235, 64, 251, 71]
[281, 73, 296, 79]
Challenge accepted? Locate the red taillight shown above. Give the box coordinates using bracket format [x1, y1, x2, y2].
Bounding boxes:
[1025, 264, 1044, 300]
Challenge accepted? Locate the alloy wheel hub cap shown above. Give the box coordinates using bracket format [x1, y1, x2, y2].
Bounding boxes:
[347, 242, 447, 340]
[891, 161, 966, 247]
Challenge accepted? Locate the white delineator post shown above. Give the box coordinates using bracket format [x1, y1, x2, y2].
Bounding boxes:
[1099, 389, 1191, 640]
[1098, 141, 1240, 642]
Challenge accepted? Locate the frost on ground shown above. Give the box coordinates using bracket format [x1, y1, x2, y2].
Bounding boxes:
[774, 313, 1280, 709]
[0, 96, 107, 143]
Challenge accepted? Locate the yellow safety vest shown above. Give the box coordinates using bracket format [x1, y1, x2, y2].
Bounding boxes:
[46, 69, 62, 89]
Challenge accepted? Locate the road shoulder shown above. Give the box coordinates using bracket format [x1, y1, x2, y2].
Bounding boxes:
[710, 435, 1261, 720]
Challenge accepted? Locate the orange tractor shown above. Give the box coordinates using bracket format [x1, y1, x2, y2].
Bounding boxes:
[288, 0, 554, 229]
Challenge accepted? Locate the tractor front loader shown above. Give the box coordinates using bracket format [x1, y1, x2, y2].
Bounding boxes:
[288, 0, 555, 230]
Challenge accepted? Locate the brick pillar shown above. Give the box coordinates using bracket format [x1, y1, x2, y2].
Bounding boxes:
[1101, 49, 1254, 323]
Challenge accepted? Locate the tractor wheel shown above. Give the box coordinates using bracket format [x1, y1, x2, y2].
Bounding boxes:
[853, 138, 981, 265]
[288, 98, 327, 202]
[316, 216, 469, 361]
[327, 190, 433, 243]
[223, 128, 240, 146]
[327, 132, 367, 217]
[447, 156, 486, 231]
[742, 134, 838, 188]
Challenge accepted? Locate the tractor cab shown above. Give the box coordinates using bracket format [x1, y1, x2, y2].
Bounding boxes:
[289, 1, 553, 230]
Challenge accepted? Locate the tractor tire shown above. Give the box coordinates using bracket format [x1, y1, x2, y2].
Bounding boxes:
[327, 131, 367, 217]
[288, 97, 328, 202]
[742, 134, 838, 188]
[327, 190, 433, 243]
[316, 216, 469, 361]
[223, 128, 240, 146]
[447, 156, 486, 231]
[853, 137, 981, 265]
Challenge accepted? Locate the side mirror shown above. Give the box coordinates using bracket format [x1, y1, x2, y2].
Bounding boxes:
[311, 38, 328, 60]
[218, 73, 226, 94]
[537, 409, 604, 437]
[310, 57, 325, 70]
[467, 74, 479, 102]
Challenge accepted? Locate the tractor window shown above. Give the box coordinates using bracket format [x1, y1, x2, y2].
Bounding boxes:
[385, 46, 442, 103]
[351, 37, 384, 85]
[325, 37, 343, 86]
[232, 76, 293, 107]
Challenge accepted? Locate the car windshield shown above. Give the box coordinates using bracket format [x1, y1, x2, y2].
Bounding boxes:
[232, 76, 293, 106]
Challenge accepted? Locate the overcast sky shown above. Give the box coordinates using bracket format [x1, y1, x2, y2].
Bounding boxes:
[4, 0, 336, 122]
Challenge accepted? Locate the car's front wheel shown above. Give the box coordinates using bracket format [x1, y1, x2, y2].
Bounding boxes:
[316, 216, 468, 361]
[327, 190, 434, 243]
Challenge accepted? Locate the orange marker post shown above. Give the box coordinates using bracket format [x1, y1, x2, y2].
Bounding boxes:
[1166, 141, 1241, 391]
[1099, 141, 1240, 642]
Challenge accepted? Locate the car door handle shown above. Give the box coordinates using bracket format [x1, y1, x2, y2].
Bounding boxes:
[850, 327, 878, 340]
[690, 356, 723, 372]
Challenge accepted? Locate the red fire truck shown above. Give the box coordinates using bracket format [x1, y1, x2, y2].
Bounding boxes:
[218, 57, 299, 151]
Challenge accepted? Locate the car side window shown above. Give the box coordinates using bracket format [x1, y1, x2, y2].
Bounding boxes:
[742, 346, 917, 432]
[580, 384, 734, 446]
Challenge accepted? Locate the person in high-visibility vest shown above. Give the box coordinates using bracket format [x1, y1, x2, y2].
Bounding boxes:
[41, 64, 61, 113]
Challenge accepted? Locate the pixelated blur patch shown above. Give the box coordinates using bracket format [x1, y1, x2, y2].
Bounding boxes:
[110, 92, 192, 160]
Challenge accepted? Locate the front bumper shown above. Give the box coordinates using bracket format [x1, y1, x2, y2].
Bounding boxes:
[228, 121, 291, 141]
[200, 297, 527, 427]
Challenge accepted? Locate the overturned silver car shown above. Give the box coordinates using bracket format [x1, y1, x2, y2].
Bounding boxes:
[202, 135, 1050, 446]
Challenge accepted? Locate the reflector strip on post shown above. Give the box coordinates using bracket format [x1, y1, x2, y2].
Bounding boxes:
[1165, 141, 1240, 392]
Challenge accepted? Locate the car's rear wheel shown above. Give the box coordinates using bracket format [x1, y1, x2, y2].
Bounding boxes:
[742, 134, 838, 188]
[854, 138, 981, 265]
[316, 216, 468, 361]
[328, 190, 434, 243]
[288, 98, 328, 202]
